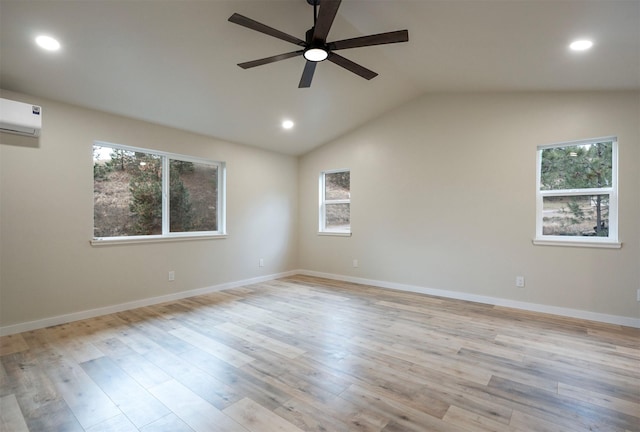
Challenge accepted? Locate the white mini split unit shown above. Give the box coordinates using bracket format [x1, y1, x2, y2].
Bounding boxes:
[0, 98, 42, 137]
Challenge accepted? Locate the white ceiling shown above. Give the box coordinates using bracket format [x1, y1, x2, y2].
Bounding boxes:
[1, 0, 638, 155]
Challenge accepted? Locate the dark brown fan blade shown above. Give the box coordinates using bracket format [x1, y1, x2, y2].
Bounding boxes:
[229, 13, 306, 47]
[299, 61, 317, 88]
[327, 53, 377, 80]
[312, 0, 341, 42]
[329, 30, 408, 50]
[238, 51, 304, 69]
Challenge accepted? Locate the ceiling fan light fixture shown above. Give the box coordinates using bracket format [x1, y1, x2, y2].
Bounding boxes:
[304, 47, 328, 62]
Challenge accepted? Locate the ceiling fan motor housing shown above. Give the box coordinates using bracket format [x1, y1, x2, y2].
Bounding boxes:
[304, 28, 329, 61]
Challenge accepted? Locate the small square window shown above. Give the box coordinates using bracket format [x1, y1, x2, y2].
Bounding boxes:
[535, 137, 618, 247]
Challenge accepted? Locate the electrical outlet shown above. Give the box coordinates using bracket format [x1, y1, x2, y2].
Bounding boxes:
[168, 271, 175, 282]
[637, 288, 640, 302]
[353, 259, 359, 268]
[259, 258, 264, 267]
[515, 276, 525, 288]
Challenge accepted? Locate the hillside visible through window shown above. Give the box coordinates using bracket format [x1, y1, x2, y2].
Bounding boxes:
[93, 145, 218, 238]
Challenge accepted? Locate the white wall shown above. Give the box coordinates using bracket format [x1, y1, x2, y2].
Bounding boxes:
[299, 91, 640, 321]
[0, 90, 298, 329]
[2, 90, 638, 331]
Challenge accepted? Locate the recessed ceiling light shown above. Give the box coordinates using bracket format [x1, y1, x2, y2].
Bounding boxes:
[35, 35, 61, 51]
[282, 120, 294, 129]
[569, 39, 593, 51]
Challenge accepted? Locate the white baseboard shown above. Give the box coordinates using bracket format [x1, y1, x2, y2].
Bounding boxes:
[297, 270, 640, 329]
[3, 268, 637, 336]
[0, 270, 298, 336]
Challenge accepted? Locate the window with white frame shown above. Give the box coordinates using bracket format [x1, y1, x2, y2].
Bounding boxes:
[92, 141, 225, 242]
[535, 137, 618, 247]
[319, 169, 350, 234]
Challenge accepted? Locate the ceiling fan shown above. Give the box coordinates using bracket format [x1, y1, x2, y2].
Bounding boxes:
[228, 0, 409, 88]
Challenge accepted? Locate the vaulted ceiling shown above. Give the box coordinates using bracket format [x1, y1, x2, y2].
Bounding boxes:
[1, 0, 638, 155]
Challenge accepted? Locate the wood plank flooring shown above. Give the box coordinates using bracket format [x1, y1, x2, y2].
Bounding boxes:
[1, 275, 639, 431]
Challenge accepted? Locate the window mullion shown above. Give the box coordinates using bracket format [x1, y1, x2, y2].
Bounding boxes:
[540, 187, 612, 197]
[319, 173, 324, 231]
[162, 156, 170, 235]
[218, 162, 226, 235]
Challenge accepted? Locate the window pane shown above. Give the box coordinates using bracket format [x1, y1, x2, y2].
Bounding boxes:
[93, 146, 162, 236]
[542, 195, 609, 237]
[325, 203, 350, 231]
[127, 153, 163, 235]
[169, 160, 218, 232]
[540, 141, 613, 191]
[325, 171, 350, 200]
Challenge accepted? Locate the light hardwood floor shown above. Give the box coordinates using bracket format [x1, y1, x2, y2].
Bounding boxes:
[1, 275, 639, 431]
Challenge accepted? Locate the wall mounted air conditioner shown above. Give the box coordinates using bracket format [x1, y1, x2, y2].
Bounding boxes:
[0, 98, 42, 137]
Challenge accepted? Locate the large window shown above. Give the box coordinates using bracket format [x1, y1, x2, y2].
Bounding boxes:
[93, 141, 225, 243]
[319, 169, 350, 235]
[535, 137, 618, 247]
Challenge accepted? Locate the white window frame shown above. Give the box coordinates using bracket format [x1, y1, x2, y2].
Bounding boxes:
[91, 141, 226, 245]
[319, 169, 351, 236]
[534, 136, 620, 248]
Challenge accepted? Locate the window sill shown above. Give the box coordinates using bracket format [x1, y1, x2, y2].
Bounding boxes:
[91, 233, 228, 246]
[318, 231, 352, 237]
[532, 238, 621, 249]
